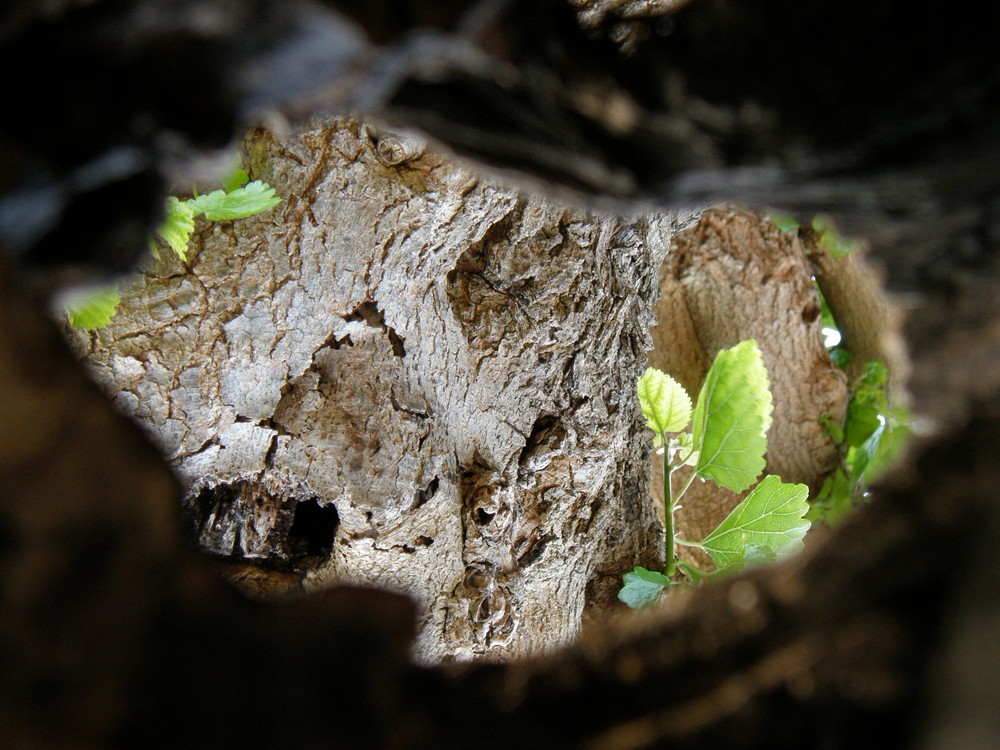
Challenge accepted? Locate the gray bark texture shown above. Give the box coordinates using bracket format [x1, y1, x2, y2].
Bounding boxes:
[6, 0, 1000, 746]
[72, 118, 697, 661]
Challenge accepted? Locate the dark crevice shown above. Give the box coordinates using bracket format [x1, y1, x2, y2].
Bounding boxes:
[386, 325, 406, 357]
[390, 391, 431, 419]
[415, 476, 440, 508]
[288, 500, 339, 560]
[329, 334, 354, 349]
[518, 414, 567, 470]
[343, 300, 384, 327]
[258, 417, 292, 438]
[314, 327, 354, 354]
[516, 532, 553, 568]
[184, 480, 337, 572]
[342, 300, 406, 357]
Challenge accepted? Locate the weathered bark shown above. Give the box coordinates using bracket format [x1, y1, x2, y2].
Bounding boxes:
[71, 118, 697, 661]
[5, 0, 1000, 748]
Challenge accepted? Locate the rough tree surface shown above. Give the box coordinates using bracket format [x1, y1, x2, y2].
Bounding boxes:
[5, 0, 1000, 747]
[72, 118, 697, 661]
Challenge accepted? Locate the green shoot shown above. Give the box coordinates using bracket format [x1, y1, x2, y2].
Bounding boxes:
[812, 214, 859, 258]
[619, 340, 811, 610]
[810, 279, 910, 525]
[64, 285, 121, 330]
[811, 362, 910, 525]
[69, 163, 281, 330]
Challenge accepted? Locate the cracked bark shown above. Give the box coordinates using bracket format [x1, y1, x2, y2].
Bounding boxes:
[72, 118, 697, 661]
[72, 121, 853, 659]
[5, 0, 1000, 747]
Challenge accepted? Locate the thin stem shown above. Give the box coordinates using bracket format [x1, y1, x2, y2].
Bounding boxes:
[675, 468, 700, 504]
[663, 437, 675, 577]
[674, 537, 704, 548]
[665, 448, 703, 576]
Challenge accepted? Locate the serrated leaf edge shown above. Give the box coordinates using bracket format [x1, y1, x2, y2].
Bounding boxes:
[692, 340, 773, 492]
[700, 475, 810, 569]
[638, 368, 693, 434]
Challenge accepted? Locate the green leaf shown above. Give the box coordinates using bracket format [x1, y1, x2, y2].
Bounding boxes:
[638, 368, 693, 435]
[744, 543, 778, 567]
[674, 431, 699, 467]
[849, 422, 885, 484]
[618, 566, 670, 609]
[157, 197, 196, 260]
[812, 214, 860, 258]
[816, 283, 837, 331]
[186, 180, 280, 221]
[830, 347, 852, 370]
[692, 339, 773, 492]
[818, 413, 845, 445]
[221, 167, 250, 193]
[676, 561, 704, 586]
[700, 475, 810, 570]
[807, 469, 854, 526]
[65, 285, 121, 330]
[864, 407, 912, 482]
[767, 211, 801, 233]
[845, 361, 889, 447]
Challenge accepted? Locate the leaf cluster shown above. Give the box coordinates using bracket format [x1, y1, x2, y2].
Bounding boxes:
[67, 164, 280, 330]
[767, 211, 860, 259]
[154, 170, 280, 260]
[619, 340, 811, 610]
[811, 361, 910, 524]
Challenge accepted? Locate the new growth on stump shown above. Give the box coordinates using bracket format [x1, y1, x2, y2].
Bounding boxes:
[620, 340, 812, 608]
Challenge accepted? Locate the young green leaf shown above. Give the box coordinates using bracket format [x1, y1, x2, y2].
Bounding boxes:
[186, 180, 280, 221]
[157, 197, 196, 260]
[221, 167, 250, 193]
[864, 407, 911, 481]
[674, 431, 699, 466]
[65, 285, 121, 330]
[830, 347, 852, 369]
[637, 367, 692, 435]
[812, 214, 860, 258]
[692, 339, 773, 492]
[807, 468, 855, 526]
[845, 361, 889, 447]
[767, 211, 801, 233]
[700, 475, 810, 570]
[818, 413, 845, 445]
[618, 566, 670, 609]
